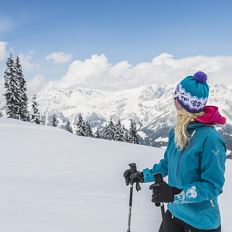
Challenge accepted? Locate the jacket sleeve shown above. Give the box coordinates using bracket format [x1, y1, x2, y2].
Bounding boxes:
[143, 129, 174, 183]
[173, 132, 227, 204]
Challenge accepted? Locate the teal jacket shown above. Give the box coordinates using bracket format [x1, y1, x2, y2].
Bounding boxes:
[143, 122, 227, 230]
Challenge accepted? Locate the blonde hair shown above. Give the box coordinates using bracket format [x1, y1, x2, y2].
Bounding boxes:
[174, 108, 204, 150]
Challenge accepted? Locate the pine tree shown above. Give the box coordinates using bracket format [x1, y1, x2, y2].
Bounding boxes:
[128, 120, 139, 144]
[31, 95, 41, 124]
[64, 120, 73, 133]
[15, 56, 29, 121]
[85, 121, 93, 137]
[122, 125, 129, 142]
[76, 114, 86, 136]
[41, 115, 46, 125]
[4, 54, 21, 119]
[227, 152, 232, 159]
[102, 118, 116, 140]
[94, 128, 101, 138]
[51, 113, 58, 127]
[115, 120, 126, 142]
[3, 55, 29, 121]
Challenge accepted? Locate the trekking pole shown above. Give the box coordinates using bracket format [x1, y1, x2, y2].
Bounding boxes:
[127, 183, 133, 232]
[127, 163, 141, 232]
[154, 173, 167, 232]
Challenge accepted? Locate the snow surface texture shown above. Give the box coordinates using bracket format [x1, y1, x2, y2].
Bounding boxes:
[0, 118, 231, 232]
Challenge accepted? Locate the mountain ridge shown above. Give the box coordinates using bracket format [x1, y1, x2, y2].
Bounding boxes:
[35, 82, 232, 149]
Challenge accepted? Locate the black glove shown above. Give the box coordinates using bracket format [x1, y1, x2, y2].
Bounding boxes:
[149, 181, 182, 203]
[123, 169, 144, 186]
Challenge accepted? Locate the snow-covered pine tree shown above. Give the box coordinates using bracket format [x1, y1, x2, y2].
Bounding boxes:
[128, 119, 139, 144]
[41, 115, 46, 125]
[51, 113, 58, 127]
[4, 54, 21, 119]
[15, 56, 29, 121]
[63, 120, 73, 133]
[101, 118, 116, 140]
[85, 121, 93, 137]
[115, 120, 126, 142]
[94, 128, 101, 138]
[227, 153, 232, 159]
[31, 95, 42, 124]
[76, 114, 86, 136]
[122, 125, 129, 142]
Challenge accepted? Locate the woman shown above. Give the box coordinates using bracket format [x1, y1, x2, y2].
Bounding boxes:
[124, 71, 227, 232]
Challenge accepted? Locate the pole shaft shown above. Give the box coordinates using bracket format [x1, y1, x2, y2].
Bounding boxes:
[160, 203, 167, 232]
[127, 206, 132, 232]
[127, 185, 133, 232]
[129, 185, 133, 206]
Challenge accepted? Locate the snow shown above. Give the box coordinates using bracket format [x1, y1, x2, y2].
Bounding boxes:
[36, 82, 232, 127]
[37, 84, 175, 126]
[155, 137, 168, 143]
[0, 118, 231, 232]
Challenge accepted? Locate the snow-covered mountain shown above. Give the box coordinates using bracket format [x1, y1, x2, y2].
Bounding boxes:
[37, 82, 232, 148]
[0, 118, 232, 232]
[37, 83, 174, 125]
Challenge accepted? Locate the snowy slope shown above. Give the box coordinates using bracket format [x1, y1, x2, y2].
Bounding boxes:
[0, 119, 231, 232]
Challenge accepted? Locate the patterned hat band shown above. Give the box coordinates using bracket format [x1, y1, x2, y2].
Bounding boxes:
[174, 84, 208, 113]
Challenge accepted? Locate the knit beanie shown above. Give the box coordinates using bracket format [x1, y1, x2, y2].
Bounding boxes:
[174, 71, 209, 113]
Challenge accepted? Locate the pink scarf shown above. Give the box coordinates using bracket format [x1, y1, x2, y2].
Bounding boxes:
[194, 106, 226, 125]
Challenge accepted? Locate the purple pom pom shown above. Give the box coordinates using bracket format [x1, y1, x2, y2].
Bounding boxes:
[193, 71, 207, 83]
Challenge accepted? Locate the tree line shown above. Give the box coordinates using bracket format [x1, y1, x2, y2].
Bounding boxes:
[3, 54, 140, 144]
[48, 113, 140, 144]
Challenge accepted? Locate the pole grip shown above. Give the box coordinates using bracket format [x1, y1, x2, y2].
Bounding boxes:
[129, 163, 141, 191]
[129, 163, 137, 174]
[154, 173, 163, 207]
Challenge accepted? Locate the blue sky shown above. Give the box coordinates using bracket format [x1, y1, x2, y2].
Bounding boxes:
[0, 0, 232, 82]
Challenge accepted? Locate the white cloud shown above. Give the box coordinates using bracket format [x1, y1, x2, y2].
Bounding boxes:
[27, 74, 46, 96]
[52, 53, 232, 91]
[19, 53, 39, 71]
[0, 41, 7, 61]
[46, 52, 72, 64]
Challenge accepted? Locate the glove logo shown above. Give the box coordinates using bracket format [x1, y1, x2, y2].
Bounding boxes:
[186, 186, 197, 199]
